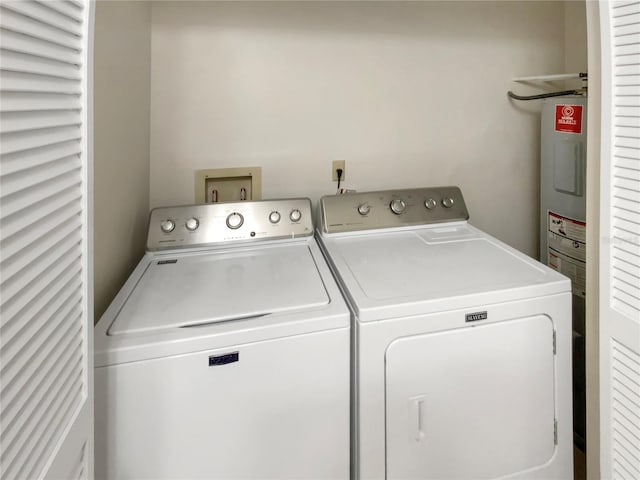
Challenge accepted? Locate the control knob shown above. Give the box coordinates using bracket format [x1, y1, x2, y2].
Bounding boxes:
[269, 211, 281, 224]
[357, 204, 371, 216]
[226, 212, 244, 229]
[290, 209, 302, 222]
[185, 217, 199, 231]
[390, 199, 406, 215]
[442, 197, 455, 208]
[424, 198, 437, 210]
[160, 219, 175, 233]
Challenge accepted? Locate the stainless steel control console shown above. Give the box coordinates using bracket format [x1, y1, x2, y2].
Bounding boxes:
[147, 198, 313, 250]
[319, 186, 469, 234]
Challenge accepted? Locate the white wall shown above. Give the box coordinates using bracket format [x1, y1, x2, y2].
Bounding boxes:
[565, 1, 589, 76]
[150, 1, 567, 256]
[94, 1, 151, 320]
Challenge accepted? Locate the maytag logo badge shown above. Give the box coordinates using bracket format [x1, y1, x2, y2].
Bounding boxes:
[465, 311, 488, 322]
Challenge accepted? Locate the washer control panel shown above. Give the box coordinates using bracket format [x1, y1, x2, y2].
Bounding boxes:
[319, 186, 469, 234]
[147, 198, 313, 250]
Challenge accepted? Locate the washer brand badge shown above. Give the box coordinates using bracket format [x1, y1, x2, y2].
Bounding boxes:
[465, 311, 488, 322]
[209, 351, 239, 366]
[555, 104, 583, 134]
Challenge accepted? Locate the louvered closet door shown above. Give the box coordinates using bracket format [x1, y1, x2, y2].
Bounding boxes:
[598, 1, 640, 479]
[0, 1, 94, 479]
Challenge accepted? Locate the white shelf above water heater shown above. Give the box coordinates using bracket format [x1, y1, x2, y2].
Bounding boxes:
[512, 73, 587, 83]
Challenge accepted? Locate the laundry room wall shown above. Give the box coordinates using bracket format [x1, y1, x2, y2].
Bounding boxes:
[564, 1, 588, 77]
[92, 1, 588, 319]
[149, 1, 569, 257]
[94, 0, 151, 320]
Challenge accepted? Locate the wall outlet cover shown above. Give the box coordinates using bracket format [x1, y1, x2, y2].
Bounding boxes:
[332, 160, 346, 182]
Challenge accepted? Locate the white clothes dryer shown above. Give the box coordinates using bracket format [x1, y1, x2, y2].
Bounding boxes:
[316, 187, 573, 480]
[94, 198, 350, 480]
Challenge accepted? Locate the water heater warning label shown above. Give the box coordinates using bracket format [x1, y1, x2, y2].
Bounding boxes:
[547, 211, 586, 298]
[555, 104, 583, 134]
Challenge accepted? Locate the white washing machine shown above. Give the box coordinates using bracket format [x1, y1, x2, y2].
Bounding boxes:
[316, 187, 573, 480]
[94, 198, 350, 480]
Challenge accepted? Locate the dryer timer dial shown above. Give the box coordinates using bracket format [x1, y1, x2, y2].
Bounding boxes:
[390, 199, 406, 215]
[358, 204, 371, 216]
[442, 197, 455, 208]
[424, 198, 437, 210]
[290, 209, 302, 222]
[269, 211, 281, 224]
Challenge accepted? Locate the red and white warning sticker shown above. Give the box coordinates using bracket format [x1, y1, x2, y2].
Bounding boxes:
[548, 250, 586, 298]
[548, 211, 586, 243]
[555, 104, 583, 134]
[547, 211, 586, 298]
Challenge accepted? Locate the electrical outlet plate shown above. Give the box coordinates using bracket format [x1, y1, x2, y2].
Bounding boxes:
[195, 167, 262, 204]
[332, 160, 346, 182]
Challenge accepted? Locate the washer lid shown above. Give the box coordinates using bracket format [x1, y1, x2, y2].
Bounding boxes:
[108, 244, 329, 335]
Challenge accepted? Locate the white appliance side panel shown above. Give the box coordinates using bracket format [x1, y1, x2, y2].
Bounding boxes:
[385, 316, 556, 480]
[94, 328, 349, 480]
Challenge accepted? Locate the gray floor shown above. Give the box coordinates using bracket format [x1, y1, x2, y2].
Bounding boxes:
[574, 447, 586, 480]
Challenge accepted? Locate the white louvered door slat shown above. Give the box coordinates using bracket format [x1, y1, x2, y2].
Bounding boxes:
[2, 264, 83, 351]
[1, 288, 82, 387]
[0, 7, 81, 49]
[1, 211, 82, 279]
[2, 232, 82, 304]
[2, 93, 83, 113]
[616, 32, 640, 47]
[0, 29, 81, 65]
[1, 142, 82, 176]
[1, 187, 83, 242]
[1, 1, 83, 37]
[1, 128, 82, 159]
[2, 325, 81, 473]
[1, 110, 83, 134]
[1, 203, 82, 262]
[0, 71, 82, 95]
[37, 0, 85, 23]
[2, 155, 82, 197]
[0, 1, 94, 479]
[599, 1, 640, 479]
[0, 49, 82, 80]
[616, 105, 640, 117]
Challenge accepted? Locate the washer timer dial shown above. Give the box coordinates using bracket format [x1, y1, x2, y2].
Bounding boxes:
[160, 219, 175, 233]
[185, 217, 199, 231]
[226, 212, 244, 229]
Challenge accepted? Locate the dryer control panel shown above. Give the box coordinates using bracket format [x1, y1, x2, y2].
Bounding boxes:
[319, 186, 469, 234]
[147, 198, 314, 250]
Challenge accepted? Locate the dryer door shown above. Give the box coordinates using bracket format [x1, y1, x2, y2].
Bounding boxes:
[385, 315, 556, 480]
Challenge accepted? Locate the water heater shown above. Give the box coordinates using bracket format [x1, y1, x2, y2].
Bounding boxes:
[540, 95, 587, 449]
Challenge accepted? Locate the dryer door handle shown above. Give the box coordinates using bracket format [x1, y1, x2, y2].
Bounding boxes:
[410, 395, 427, 442]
